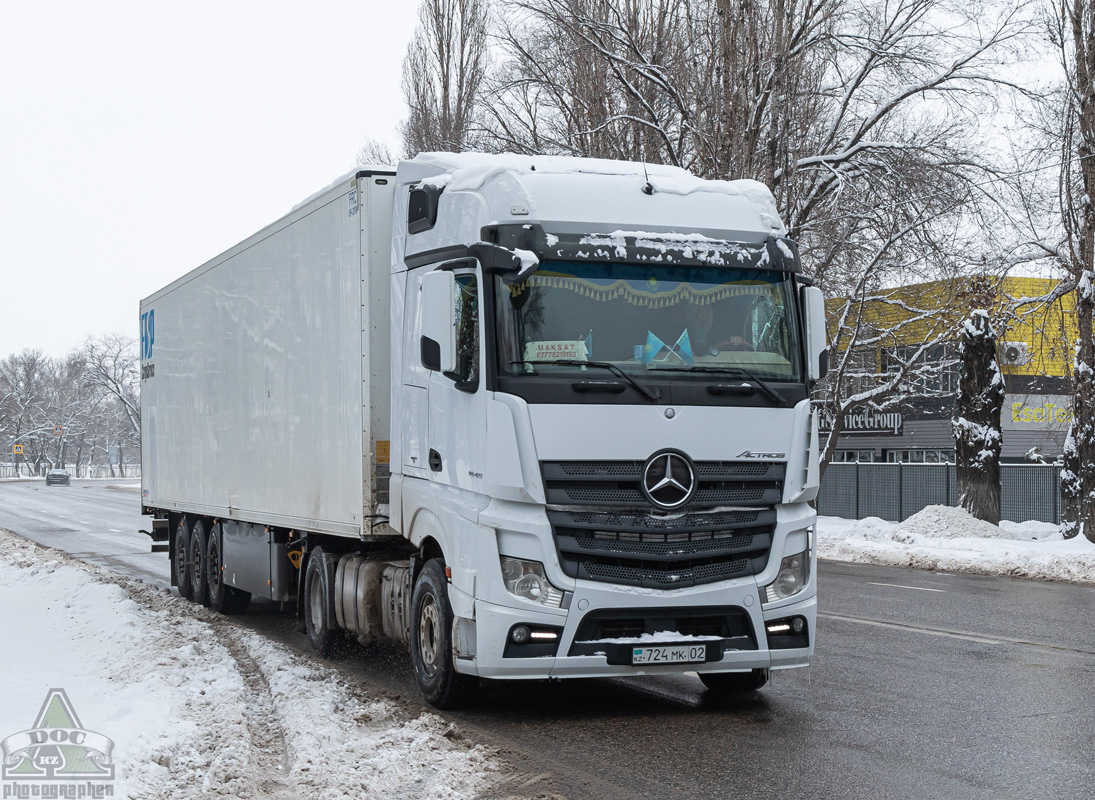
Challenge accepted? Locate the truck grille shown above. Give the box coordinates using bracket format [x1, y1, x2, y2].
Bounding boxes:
[543, 460, 783, 507]
[542, 460, 781, 589]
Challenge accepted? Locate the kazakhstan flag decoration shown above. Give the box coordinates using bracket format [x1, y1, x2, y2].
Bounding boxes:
[641, 329, 693, 365]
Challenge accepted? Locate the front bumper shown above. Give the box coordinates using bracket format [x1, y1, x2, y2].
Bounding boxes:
[459, 579, 816, 680]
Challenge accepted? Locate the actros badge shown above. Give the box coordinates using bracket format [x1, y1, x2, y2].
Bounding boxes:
[641, 449, 697, 510]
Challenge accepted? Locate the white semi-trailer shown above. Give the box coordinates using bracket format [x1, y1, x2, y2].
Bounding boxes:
[140, 153, 827, 708]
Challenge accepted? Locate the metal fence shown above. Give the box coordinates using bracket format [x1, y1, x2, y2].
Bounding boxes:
[817, 463, 1062, 524]
[0, 464, 141, 480]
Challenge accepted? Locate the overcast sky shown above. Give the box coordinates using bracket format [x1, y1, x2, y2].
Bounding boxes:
[0, 1, 419, 357]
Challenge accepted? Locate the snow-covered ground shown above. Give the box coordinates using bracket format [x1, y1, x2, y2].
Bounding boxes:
[0, 529, 503, 800]
[819, 505, 1095, 584]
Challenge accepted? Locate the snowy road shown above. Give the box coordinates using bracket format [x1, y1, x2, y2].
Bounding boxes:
[3, 480, 1095, 799]
[0, 478, 167, 585]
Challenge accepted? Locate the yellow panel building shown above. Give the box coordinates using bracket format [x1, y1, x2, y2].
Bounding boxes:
[823, 277, 1077, 463]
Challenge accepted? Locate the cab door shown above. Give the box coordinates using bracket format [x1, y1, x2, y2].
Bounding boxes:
[426, 265, 487, 492]
[401, 268, 431, 479]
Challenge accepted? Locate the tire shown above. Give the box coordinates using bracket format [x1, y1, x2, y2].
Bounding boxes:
[304, 547, 342, 657]
[206, 523, 251, 615]
[190, 518, 210, 607]
[699, 668, 770, 694]
[173, 517, 195, 601]
[410, 559, 480, 709]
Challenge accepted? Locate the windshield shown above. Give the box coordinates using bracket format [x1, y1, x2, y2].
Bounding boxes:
[495, 261, 803, 382]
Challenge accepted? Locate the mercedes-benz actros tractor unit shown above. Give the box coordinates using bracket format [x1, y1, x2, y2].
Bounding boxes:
[140, 153, 827, 708]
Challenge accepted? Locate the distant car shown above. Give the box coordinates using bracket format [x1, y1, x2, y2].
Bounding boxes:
[45, 469, 70, 486]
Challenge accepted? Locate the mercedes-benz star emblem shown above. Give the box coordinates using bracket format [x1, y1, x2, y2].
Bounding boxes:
[641, 449, 697, 510]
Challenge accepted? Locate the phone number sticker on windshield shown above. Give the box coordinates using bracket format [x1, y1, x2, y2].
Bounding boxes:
[523, 340, 589, 361]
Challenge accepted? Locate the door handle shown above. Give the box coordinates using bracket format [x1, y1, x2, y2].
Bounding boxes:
[428, 449, 443, 472]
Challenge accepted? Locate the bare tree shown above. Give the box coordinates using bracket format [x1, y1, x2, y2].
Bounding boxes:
[817, 274, 969, 469]
[484, 0, 1032, 471]
[1000, 0, 1095, 540]
[81, 334, 140, 443]
[486, 0, 695, 161]
[356, 136, 398, 168]
[1053, 0, 1095, 541]
[0, 339, 142, 478]
[401, 0, 491, 156]
[953, 308, 1005, 523]
[0, 350, 51, 475]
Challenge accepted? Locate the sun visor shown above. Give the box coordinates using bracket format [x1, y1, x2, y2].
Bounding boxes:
[480, 223, 800, 273]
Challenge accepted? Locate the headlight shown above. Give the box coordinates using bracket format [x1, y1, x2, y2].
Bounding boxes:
[499, 556, 564, 608]
[762, 550, 809, 604]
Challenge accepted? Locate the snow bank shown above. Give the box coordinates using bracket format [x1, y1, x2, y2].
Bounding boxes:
[818, 505, 1095, 584]
[0, 530, 501, 800]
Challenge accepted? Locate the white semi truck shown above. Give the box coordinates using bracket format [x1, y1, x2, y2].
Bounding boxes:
[140, 153, 827, 708]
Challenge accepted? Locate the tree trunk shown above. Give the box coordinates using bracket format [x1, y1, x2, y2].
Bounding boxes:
[1061, 275, 1095, 540]
[1062, 0, 1095, 541]
[953, 310, 1004, 525]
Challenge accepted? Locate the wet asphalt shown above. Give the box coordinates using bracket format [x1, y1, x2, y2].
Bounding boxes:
[2, 479, 1094, 799]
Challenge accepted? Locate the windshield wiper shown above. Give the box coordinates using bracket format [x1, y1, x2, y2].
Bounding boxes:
[648, 365, 786, 406]
[511, 360, 661, 402]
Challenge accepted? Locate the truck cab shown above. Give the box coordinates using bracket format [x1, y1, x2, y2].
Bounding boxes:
[388, 154, 826, 703]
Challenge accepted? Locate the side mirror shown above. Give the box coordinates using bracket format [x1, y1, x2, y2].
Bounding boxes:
[802, 285, 828, 382]
[421, 270, 456, 373]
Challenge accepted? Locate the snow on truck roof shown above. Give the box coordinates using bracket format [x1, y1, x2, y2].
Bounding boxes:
[405, 152, 786, 236]
[288, 153, 785, 236]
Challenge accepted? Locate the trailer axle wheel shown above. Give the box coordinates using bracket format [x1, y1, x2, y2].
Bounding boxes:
[206, 522, 251, 615]
[190, 518, 210, 607]
[173, 517, 194, 601]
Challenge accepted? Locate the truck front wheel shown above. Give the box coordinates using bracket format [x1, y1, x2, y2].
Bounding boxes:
[410, 559, 479, 709]
[699, 668, 769, 694]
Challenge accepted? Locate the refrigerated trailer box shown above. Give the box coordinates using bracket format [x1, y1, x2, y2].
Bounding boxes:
[142, 154, 828, 708]
[141, 171, 395, 547]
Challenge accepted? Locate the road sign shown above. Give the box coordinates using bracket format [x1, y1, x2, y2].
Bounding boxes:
[53, 426, 64, 436]
[13, 445, 23, 455]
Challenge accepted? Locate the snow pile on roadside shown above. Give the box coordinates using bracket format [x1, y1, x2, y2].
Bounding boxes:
[242, 634, 497, 800]
[0, 530, 501, 800]
[818, 505, 1095, 584]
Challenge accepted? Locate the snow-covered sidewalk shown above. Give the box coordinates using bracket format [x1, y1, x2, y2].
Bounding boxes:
[818, 505, 1095, 584]
[0, 530, 503, 800]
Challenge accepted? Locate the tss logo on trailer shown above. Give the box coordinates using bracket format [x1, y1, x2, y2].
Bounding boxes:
[140, 309, 156, 379]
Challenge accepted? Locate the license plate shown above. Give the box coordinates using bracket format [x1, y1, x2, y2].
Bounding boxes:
[631, 644, 708, 665]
